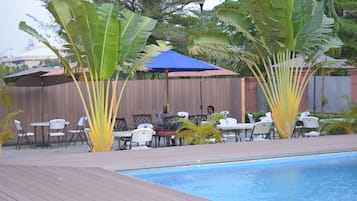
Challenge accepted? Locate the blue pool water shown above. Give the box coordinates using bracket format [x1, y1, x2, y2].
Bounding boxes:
[122, 152, 357, 201]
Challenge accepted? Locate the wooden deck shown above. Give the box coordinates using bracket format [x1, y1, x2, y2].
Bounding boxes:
[1, 134, 357, 201]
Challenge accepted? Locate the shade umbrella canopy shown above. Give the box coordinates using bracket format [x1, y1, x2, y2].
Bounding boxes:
[4, 67, 73, 87]
[145, 50, 220, 72]
[168, 66, 238, 77]
[41, 62, 89, 78]
[4, 67, 74, 121]
[144, 50, 220, 110]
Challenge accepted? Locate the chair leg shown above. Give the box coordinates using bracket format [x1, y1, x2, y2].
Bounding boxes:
[80, 133, 85, 144]
[73, 133, 82, 145]
[47, 135, 50, 148]
[68, 133, 75, 145]
[24, 136, 33, 148]
[16, 136, 20, 149]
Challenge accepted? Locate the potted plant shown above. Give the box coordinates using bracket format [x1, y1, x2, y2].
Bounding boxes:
[176, 113, 225, 145]
[322, 103, 357, 134]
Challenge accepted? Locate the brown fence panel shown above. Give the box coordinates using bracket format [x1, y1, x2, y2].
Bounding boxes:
[1, 78, 244, 145]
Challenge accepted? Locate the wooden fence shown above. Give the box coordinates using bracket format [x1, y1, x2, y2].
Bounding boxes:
[1, 78, 245, 145]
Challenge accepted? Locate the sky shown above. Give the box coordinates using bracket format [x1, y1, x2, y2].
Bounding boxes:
[0, 0, 224, 57]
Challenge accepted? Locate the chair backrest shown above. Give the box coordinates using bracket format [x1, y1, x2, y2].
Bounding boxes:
[132, 114, 152, 126]
[189, 114, 207, 125]
[252, 121, 272, 135]
[164, 115, 181, 130]
[219, 117, 237, 125]
[220, 111, 229, 117]
[298, 111, 310, 121]
[77, 116, 87, 127]
[260, 112, 273, 122]
[14, 120, 23, 131]
[49, 119, 66, 130]
[114, 118, 128, 131]
[137, 123, 153, 129]
[177, 111, 189, 119]
[302, 117, 319, 129]
[131, 128, 154, 145]
[248, 113, 255, 123]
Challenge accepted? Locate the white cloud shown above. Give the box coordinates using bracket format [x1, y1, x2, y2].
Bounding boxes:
[0, 0, 51, 56]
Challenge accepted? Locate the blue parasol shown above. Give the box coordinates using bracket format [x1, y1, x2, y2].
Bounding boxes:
[144, 50, 220, 111]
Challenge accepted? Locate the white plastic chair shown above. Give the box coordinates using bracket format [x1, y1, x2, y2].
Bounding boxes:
[220, 111, 229, 118]
[247, 113, 255, 123]
[298, 111, 310, 121]
[47, 119, 66, 148]
[292, 111, 310, 138]
[137, 123, 154, 129]
[14, 120, 35, 149]
[260, 112, 273, 122]
[129, 128, 154, 150]
[67, 116, 87, 145]
[219, 117, 237, 125]
[249, 121, 273, 141]
[177, 112, 189, 119]
[218, 118, 238, 141]
[302, 117, 320, 137]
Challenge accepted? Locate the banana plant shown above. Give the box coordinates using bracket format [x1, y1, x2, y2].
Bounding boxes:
[19, 0, 170, 151]
[188, 0, 342, 138]
[176, 118, 223, 145]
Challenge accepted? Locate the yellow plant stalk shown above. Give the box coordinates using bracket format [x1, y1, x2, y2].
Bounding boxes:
[248, 51, 317, 138]
[60, 60, 130, 152]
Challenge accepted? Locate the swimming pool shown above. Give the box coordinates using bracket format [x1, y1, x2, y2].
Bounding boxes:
[122, 152, 357, 201]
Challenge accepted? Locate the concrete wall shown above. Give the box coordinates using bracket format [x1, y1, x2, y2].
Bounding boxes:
[254, 76, 352, 114]
[307, 76, 351, 113]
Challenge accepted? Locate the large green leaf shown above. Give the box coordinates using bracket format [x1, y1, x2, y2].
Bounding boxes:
[48, 0, 99, 73]
[94, 4, 119, 79]
[294, 0, 342, 55]
[217, 8, 256, 43]
[188, 32, 259, 66]
[120, 9, 157, 63]
[244, 0, 295, 53]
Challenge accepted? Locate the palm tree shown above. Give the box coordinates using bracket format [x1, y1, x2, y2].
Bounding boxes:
[19, 0, 170, 152]
[188, 0, 342, 138]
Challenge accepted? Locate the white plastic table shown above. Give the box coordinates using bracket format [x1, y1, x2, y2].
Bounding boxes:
[217, 123, 255, 142]
[31, 121, 70, 147]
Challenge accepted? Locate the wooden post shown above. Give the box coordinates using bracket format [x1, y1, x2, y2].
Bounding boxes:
[241, 78, 246, 123]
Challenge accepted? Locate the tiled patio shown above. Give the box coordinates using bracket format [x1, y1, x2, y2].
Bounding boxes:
[1, 134, 357, 201]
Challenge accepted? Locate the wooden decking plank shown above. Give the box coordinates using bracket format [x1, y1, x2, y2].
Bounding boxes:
[1, 135, 357, 201]
[0, 183, 26, 201]
[0, 166, 43, 201]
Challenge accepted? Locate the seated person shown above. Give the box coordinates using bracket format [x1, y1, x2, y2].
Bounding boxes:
[206, 105, 215, 121]
[157, 105, 173, 126]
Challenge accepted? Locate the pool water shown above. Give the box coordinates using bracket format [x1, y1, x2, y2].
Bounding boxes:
[122, 152, 357, 201]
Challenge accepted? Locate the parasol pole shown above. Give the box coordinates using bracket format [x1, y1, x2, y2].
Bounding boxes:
[40, 78, 45, 121]
[165, 68, 169, 112]
[200, 76, 203, 114]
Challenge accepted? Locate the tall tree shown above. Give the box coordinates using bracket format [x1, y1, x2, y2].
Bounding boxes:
[21, 0, 170, 152]
[189, 0, 342, 138]
[324, 0, 357, 60]
[89, 0, 227, 54]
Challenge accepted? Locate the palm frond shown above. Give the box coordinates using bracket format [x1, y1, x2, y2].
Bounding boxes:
[120, 9, 157, 62]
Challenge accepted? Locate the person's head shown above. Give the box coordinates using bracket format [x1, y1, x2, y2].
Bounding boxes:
[207, 105, 215, 115]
